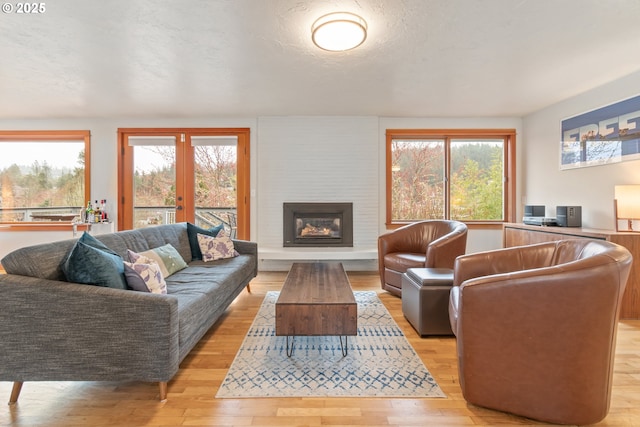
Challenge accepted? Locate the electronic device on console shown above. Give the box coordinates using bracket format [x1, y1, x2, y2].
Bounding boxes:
[556, 206, 582, 227]
[524, 205, 545, 217]
[522, 205, 557, 226]
[523, 216, 559, 226]
[521, 204, 582, 227]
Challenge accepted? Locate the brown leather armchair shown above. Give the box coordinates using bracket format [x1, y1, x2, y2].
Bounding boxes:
[378, 220, 467, 296]
[448, 239, 633, 425]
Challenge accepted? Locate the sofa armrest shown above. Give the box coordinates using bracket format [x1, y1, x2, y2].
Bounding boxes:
[233, 239, 258, 278]
[452, 241, 558, 286]
[0, 274, 180, 383]
[232, 239, 257, 256]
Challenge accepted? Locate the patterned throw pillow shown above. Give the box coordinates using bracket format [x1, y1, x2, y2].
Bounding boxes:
[187, 222, 225, 260]
[197, 230, 239, 262]
[128, 244, 187, 278]
[123, 260, 167, 294]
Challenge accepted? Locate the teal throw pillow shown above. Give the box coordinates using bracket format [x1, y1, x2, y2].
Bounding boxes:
[187, 222, 224, 260]
[63, 241, 127, 289]
[77, 231, 119, 256]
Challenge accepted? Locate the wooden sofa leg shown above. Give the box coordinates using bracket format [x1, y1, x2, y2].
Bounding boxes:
[158, 382, 168, 402]
[246, 283, 251, 293]
[9, 382, 23, 405]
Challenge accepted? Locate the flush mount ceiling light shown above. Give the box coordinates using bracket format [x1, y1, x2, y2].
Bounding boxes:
[311, 12, 367, 52]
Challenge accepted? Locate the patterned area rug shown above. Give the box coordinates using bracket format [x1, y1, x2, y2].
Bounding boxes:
[216, 291, 446, 398]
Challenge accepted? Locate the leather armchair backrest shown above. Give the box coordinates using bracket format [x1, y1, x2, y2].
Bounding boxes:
[379, 220, 466, 254]
[378, 220, 468, 268]
[453, 239, 631, 287]
[453, 241, 557, 286]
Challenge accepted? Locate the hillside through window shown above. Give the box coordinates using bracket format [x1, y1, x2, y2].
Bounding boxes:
[0, 131, 90, 223]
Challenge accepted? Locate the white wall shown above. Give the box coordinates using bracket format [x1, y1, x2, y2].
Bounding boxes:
[522, 70, 640, 229]
[4, 75, 638, 264]
[1, 114, 522, 266]
[257, 116, 379, 247]
[0, 73, 640, 257]
[256, 116, 380, 270]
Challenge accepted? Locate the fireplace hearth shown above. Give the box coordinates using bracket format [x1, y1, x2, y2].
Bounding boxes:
[283, 202, 353, 247]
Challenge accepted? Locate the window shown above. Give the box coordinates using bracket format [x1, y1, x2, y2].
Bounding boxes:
[386, 129, 516, 226]
[0, 131, 90, 224]
[118, 128, 250, 238]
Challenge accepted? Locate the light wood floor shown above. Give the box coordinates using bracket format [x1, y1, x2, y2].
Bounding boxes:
[1, 271, 639, 426]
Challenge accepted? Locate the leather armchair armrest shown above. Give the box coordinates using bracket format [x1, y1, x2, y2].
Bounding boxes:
[426, 228, 467, 269]
[377, 231, 396, 259]
[378, 225, 422, 256]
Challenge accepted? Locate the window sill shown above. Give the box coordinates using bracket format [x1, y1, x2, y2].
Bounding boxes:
[0, 222, 91, 232]
[385, 221, 506, 231]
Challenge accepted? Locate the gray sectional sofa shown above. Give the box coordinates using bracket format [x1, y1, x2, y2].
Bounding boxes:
[0, 222, 257, 402]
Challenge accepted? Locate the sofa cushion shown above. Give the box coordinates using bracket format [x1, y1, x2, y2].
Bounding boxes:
[123, 257, 167, 294]
[62, 236, 127, 290]
[129, 244, 187, 278]
[187, 222, 224, 260]
[197, 230, 239, 262]
[166, 254, 256, 360]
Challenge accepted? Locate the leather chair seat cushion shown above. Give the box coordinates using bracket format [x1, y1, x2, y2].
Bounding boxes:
[383, 253, 426, 272]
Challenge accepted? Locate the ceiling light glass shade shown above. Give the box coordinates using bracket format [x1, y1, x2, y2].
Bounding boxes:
[312, 12, 367, 52]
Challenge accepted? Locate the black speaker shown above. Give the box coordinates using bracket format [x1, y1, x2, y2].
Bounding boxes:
[556, 206, 582, 227]
[524, 205, 545, 217]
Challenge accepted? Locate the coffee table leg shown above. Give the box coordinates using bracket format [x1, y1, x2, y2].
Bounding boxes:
[339, 336, 348, 357]
[286, 335, 349, 357]
[286, 335, 295, 357]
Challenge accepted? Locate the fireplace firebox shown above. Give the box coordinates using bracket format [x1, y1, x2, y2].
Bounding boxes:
[283, 202, 353, 247]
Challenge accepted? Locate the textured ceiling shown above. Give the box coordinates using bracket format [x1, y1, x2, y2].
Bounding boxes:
[1, 0, 640, 119]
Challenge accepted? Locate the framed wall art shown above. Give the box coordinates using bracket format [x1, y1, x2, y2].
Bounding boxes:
[560, 94, 640, 170]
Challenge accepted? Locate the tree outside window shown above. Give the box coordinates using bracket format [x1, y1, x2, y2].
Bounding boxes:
[450, 139, 504, 221]
[391, 139, 445, 220]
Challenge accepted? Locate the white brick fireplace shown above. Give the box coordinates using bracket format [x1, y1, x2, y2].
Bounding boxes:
[256, 116, 379, 270]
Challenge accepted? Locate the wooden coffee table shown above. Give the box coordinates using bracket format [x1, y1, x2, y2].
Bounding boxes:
[275, 262, 357, 357]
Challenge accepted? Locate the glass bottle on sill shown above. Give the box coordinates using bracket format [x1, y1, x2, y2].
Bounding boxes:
[85, 201, 93, 223]
[94, 200, 101, 223]
[100, 199, 108, 222]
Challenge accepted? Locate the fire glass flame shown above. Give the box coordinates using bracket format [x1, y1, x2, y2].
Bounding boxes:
[283, 202, 353, 247]
[297, 218, 341, 238]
